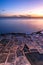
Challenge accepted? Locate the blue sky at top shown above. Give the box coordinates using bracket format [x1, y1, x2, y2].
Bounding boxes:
[0, 0, 43, 16]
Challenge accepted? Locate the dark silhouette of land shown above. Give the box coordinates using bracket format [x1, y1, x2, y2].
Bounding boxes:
[0, 15, 43, 19]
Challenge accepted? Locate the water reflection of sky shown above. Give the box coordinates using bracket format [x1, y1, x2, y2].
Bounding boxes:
[0, 18, 43, 34]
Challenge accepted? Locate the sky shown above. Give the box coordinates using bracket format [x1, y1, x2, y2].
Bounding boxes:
[0, 0, 43, 16]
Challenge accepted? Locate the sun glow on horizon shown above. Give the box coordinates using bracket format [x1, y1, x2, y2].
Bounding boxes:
[0, 0, 43, 17]
[0, 6, 43, 17]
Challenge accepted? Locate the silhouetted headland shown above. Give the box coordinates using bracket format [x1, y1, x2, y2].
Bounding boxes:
[0, 15, 43, 19]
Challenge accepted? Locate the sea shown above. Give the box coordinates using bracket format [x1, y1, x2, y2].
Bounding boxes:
[0, 18, 43, 34]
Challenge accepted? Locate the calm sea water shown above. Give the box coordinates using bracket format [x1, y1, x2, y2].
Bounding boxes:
[0, 18, 43, 34]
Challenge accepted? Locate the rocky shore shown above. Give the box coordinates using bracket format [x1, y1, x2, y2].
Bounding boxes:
[0, 30, 43, 65]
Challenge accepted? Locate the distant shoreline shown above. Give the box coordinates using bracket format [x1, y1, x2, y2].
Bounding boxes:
[0, 16, 43, 19]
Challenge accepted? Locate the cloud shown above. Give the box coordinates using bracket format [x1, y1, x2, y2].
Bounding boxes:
[2, 9, 5, 12]
[0, 9, 5, 12]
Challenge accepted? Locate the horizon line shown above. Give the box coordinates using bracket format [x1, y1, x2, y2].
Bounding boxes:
[0, 15, 43, 19]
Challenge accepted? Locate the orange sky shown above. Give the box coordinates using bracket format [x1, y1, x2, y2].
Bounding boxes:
[0, 0, 43, 17]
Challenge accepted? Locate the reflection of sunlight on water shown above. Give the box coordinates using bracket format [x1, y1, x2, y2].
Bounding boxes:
[21, 19, 43, 30]
[0, 18, 43, 33]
